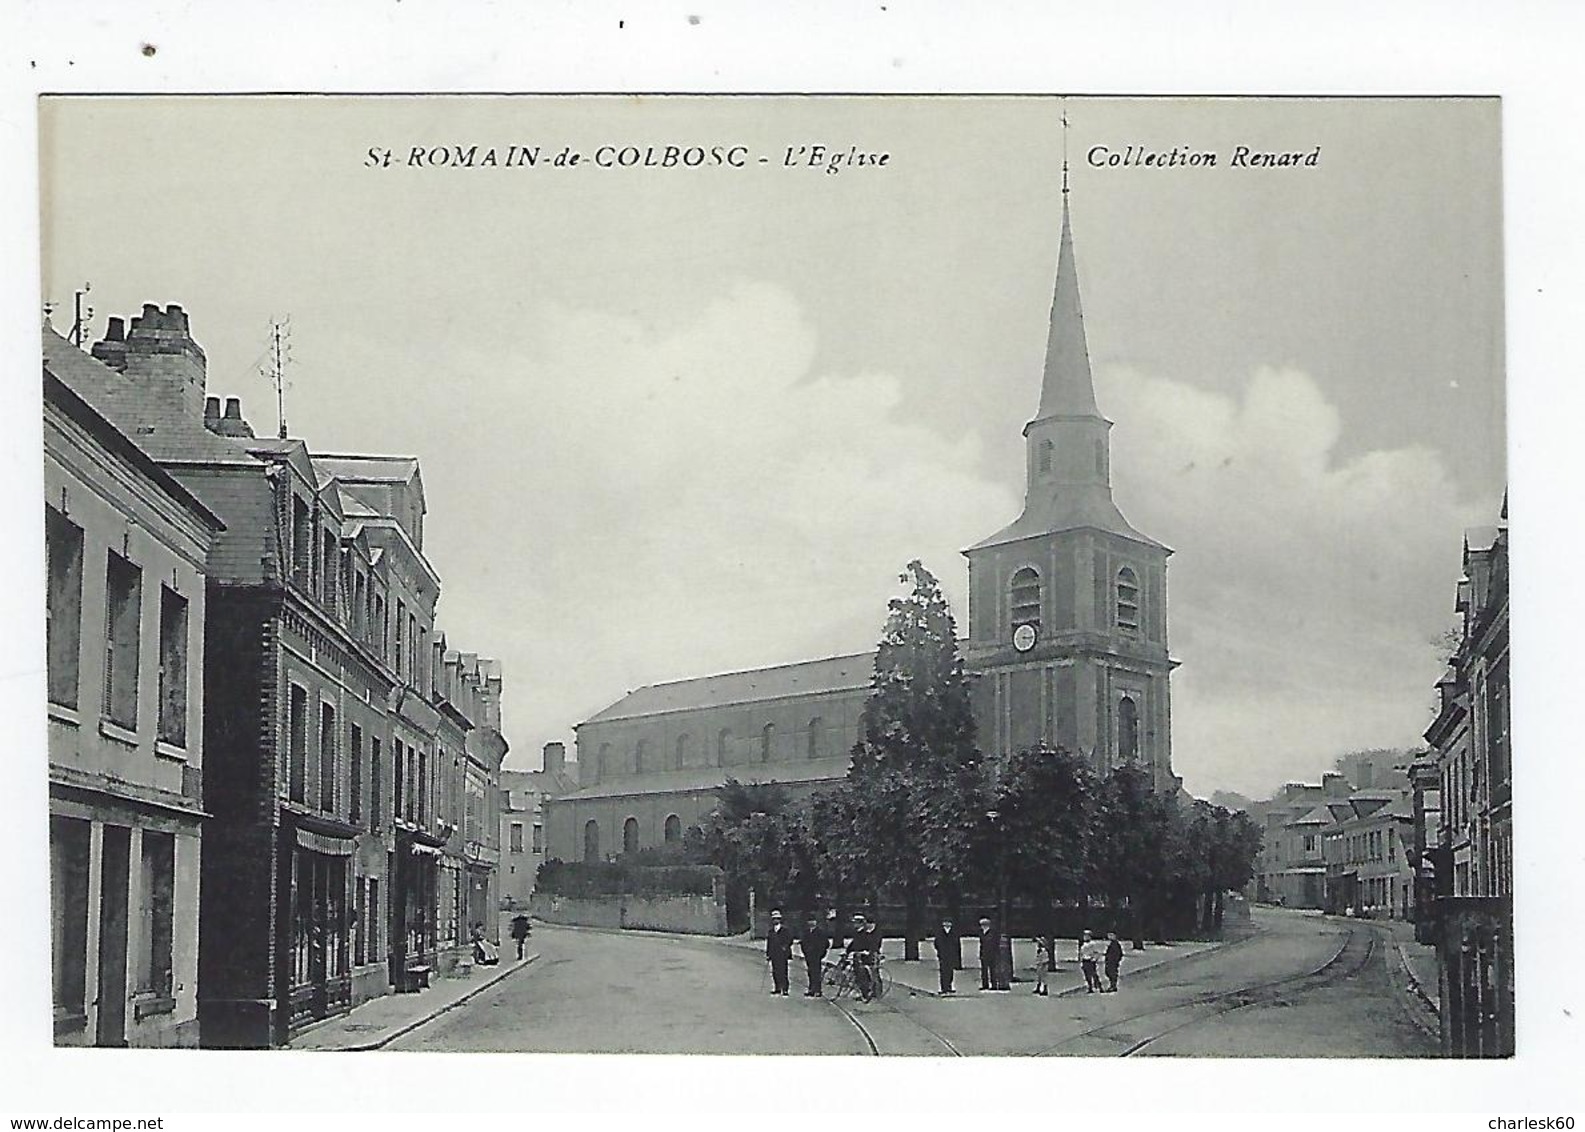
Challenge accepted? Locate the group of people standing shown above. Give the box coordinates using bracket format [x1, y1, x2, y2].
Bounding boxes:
[765, 909, 1127, 1000]
[765, 909, 885, 1001]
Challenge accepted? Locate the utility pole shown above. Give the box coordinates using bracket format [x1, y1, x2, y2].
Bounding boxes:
[71, 283, 92, 348]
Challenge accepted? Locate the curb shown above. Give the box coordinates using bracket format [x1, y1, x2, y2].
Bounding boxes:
[1394, 940, 1441, 1019]
[321, 953, 541, 1052]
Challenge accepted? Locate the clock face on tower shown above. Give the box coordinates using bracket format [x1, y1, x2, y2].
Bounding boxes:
[1013, 623, 1037, 653]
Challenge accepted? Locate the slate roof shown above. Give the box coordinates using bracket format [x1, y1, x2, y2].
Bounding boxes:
[42, 328, 259, 466]
[553, 762, 846, 802]
[581, 650, 876, 725]
[968, 489, 1167, 552]
[313, 454, 421, 483]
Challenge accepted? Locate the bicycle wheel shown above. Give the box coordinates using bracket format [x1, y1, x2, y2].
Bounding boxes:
[872, 963, 887, 1000]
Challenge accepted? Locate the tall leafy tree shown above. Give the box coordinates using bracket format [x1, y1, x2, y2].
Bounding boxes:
[844, 560, 984, 958]
[993, 743, 1097, 935]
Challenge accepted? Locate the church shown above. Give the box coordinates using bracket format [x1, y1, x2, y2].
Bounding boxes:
[543, 193, 1179, 866]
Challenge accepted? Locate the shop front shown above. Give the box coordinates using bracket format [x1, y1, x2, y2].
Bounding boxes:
[390, 827, 444, 991]
[281, 815, 358, 1034]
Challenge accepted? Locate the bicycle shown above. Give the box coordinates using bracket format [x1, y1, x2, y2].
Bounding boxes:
[823, 954, 887, 1002]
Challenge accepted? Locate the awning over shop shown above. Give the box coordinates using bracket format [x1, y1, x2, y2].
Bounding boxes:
[294, 827, 354, 856]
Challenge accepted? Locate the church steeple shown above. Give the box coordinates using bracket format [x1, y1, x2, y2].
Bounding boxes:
[1035, 199, 1101, 421]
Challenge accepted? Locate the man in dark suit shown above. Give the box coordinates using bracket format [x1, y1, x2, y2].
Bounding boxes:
[978, 917, 1001, 991]
[844, 913, 883, 1002]
[933, 918, 962, 995]
[799, 914, 831, 997]
[765, 909, 793, 996]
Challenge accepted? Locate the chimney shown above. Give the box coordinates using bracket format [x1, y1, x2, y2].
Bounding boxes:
[543, 742, 565, 776]
[89, 315, 128, 371]
[95, 302, 207, 418]
[1323, 773, 1349, 799]
[204, 397, 221, 429]
[211, 396, 256, 438]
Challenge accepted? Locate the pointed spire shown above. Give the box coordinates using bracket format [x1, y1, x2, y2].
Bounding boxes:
[1036, 196, 1100, 419]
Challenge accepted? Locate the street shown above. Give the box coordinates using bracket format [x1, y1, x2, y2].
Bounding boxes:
[388, 908, 1438, 1056]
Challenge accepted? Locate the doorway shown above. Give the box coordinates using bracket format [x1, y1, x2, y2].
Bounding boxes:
[95, 825, 130, 1047]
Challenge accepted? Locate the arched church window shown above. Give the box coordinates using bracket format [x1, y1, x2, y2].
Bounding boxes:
[583, 819, 600, 863]
[761, 723, 775, 763]
[597, 743, 611, 781]
[807, 718, 823, 759]
[634, 738, 649, 774]
[623, 816, 639, 855]
[1038, 440, 1054, 475]
[1116, 567, 1140, 631]
[1119, 696, 1139, 761]
[675, 733, 691, 771]
[1010, 567, 1042, 630]
[717, 729, 733, 767]
[664, 814, 682, 844]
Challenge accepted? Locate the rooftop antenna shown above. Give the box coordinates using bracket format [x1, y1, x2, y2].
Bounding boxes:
[71, 283, 93, 348]
[263, 315, 293, 438]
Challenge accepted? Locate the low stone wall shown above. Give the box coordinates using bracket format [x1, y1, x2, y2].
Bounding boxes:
[529, 891, 727, 935]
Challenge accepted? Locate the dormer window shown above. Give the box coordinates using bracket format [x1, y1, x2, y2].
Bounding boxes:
[1116, 567, 1140, 632]
[1010, 567, 1041, 630]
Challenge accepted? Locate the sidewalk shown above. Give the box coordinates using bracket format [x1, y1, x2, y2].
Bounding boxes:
[290, 953, 539, 1051]
[1378, 918, 1441, 1018]
[721, 932, 1223, 998]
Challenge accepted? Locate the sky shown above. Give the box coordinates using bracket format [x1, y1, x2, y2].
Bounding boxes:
[38, 95, 1505, 799]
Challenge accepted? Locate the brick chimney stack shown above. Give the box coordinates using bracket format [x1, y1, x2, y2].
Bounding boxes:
[543, 742, 565, 777]
[209, 396, 257, 438]
[93, 303, 207, 420]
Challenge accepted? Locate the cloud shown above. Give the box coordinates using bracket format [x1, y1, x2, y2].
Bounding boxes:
[403, 282, 1016, 756]
[1104, 364, 1487, 797]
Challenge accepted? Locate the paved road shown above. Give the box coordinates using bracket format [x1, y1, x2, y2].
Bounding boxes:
[389, 908, 1437, 1057]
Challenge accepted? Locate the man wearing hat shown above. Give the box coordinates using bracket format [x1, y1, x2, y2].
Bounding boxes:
[932, 917, 962, 995]
[799, 913, 831, 997]
[765, 909, 794, 996]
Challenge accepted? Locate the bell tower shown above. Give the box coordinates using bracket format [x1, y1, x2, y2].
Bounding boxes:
[963, 161, 1178, 791]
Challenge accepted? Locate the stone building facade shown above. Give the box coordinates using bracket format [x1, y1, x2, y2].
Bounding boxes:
[545, 197, 1180, 866]
[52, 305, 508, 1048]
[44, 336, 223, 1046]
[500, 744, 579, 908]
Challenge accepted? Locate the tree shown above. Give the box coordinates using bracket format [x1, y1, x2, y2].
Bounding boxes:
[692, 779, 804, 929]
[843, 560, 984, 959]
[993, 743, 1096, 955]
[1090, 765, 1174, 948]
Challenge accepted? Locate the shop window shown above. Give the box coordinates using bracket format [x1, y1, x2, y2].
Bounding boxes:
[50, 816, 91, 1023]
[136, 832, 175, 999]
[157, 588, 188, 747]
[46, 506, 84, 709]
[103, 550, 142, 730]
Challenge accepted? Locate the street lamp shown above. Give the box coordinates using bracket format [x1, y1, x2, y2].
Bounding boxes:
[985, 809, 1011, 991]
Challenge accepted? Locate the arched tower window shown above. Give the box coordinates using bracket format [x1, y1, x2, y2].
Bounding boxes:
[1010, 567, 1042, 630]
[675, 734, 691, 771]
[717, 728, 733, 767]
[761, 723, 775, 763]
[634, 738, 649, 774]
[1038, 439, 1054, 475]
[1119, 696, 1139, 761]
[1116, 567, 1140, 631]
[623, 816, 639, 855]
[807, 717, 823, 759]
[583, 819, 600, 863]
[664, 814, 682, 844]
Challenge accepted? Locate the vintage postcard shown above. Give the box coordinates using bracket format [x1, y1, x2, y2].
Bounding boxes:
[34, 94, 1510, 1068]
